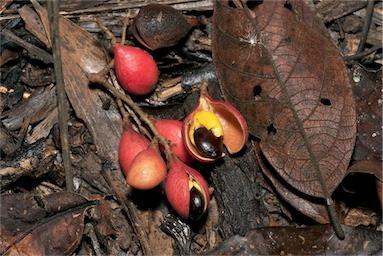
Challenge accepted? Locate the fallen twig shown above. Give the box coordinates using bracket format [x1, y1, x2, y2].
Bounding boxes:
[46, 0, 73, 192]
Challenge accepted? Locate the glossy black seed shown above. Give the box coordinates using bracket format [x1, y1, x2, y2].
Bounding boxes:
[189, 185, 204, 220]
[193, 127, 223, 159]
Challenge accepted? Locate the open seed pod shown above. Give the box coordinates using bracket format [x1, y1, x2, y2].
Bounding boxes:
[183, 81, 248, 162]
[165, 157, 210, 220]
[133, 4, 197, 50]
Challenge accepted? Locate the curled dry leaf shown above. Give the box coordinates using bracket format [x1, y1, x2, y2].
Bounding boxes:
[347, 159, 383, 207]
[253, 141, 330, 224]
[0, 192, 96, 255]
[212, 1, 356, 199]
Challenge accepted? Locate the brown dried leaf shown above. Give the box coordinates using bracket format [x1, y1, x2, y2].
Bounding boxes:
[0, 192, 95, 255]
[348, 159, 383, 182]
[212, 1, 356, 198]
[343, 208, 378, 228]
[87, 194, 116, 237]
[347, 159, 383, 207]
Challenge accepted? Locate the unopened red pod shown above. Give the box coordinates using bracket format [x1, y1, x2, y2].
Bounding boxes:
[114, 44, 159, 95]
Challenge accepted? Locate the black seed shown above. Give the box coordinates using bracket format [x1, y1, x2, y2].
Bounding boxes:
[189, 186, 204, 220]
[194, 127, 223, 159]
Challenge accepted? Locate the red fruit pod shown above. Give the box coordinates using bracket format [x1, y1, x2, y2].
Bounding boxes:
[114, 43, 159, 95]
[152, 118, 195, 164]
[182, 82, 248, 162]
[165, 157, 210, 220]
[126, 144, 167, 190]
[119, 128, 150, 175]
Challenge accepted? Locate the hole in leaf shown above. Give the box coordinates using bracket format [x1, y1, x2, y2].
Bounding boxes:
[284, 1, 292, 10]
[267, 124, 276, 135]
[246, 0, 263, 10]
[227, 1, 237, 8]
[253, 85, 262, 97]
[320, 98, 331, 106]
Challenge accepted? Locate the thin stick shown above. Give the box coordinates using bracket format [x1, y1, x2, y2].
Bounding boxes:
[121, 9, 131, 45]
[0, 29, 53, 64]
[94, 18, 117, 46]
[344, 45, 382, 61]
[86, 223, 103, 256]
[357, 0, 375, 54]
[46, 0, 74, 192]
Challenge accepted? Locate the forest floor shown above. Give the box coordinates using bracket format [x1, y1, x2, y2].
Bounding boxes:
[1, 0, 382, 255]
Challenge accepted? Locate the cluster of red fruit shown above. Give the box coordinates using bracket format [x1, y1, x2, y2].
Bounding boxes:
[112, 12, 248, 221]
[119, 119, 210, 221]
[117, 81, 248, 221]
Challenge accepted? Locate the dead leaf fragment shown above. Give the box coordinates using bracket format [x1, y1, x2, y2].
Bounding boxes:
[347, 159, 383, 208]
[254, 141, 330, 224]
[0, 192, 96, 255]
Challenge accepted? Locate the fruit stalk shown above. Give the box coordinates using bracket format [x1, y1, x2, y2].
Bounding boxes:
[88, 73, 174, 161]
[90, 17, 172, 160]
